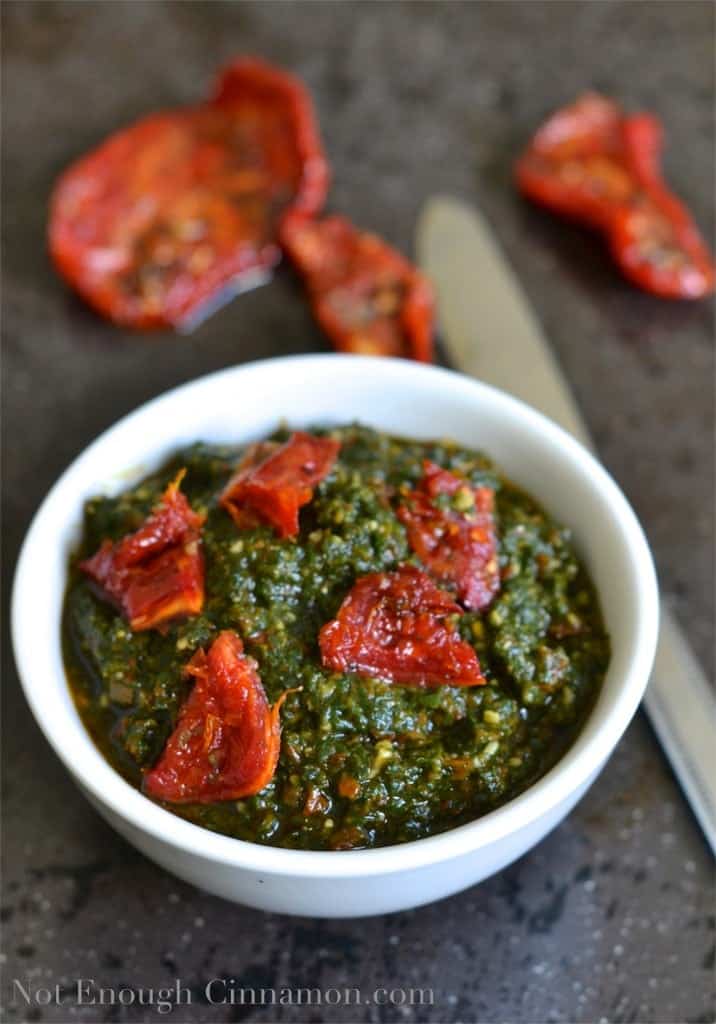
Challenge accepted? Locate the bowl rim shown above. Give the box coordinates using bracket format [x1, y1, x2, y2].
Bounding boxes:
[11, 354, 659, 878]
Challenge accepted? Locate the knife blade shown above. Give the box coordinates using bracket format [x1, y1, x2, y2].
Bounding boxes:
[417, 195, 716, 855]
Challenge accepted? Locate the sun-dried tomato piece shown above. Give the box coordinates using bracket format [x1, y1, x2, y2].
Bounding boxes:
[220, 431, 340, 538]
[319, 565, 485, 688]
[80, 471, 205, 631]
[48, 57, 329, 328]
[281, 213, 434, 361]
[143, 631, 289, 803]
[397, 461, 499, 612]
[516, 93, 715, 299]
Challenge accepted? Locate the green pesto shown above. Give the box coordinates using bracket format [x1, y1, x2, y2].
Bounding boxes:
[63, 424, 610, 851]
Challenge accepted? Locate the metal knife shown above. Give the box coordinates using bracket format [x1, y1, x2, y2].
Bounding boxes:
[417, 195, 716, 854]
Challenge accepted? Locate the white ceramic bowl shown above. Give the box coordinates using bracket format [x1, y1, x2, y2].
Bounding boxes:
[12, 355, 658, 917]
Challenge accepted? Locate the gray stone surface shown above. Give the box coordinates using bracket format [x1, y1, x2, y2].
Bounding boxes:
[2, 2, 714, 1022]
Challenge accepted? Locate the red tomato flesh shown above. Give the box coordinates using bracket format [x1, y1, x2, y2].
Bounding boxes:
[220, 431, 340, 538]
[319, 565, 486, 688]
[281, 214, 435, 361]
[143, 631, 288, 803]
[397, 461, 500, 612]
[49, 58, 329, 328]
[515, 93, 715, 299]
[80, 471, 205, 631]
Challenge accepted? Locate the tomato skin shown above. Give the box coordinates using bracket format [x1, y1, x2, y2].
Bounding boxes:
[220, 431, 340, 538]
[48, 57, 329, 329]
[397, 461, 500, 612]
[319, 565, 486, 688]
[281, 214, 435, 361]
[143, 631, 288, 803]
[80, 471, 205, 631]
[515, 93, 715, 299]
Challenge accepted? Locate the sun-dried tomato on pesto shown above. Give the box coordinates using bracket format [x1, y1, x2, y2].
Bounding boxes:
[397, 460, 499, 612]
[144, 630, 290, 804]
[80, 471, 205, 631]
[63, 424, 609, 851]
[319, 565, 486, 687]
[220, 431, 340, 538]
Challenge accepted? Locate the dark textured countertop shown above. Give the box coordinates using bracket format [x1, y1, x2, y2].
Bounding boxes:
[2, 3, 714, 1022]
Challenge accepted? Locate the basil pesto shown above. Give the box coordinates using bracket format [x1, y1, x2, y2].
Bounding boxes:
[63, 424, 609, 850]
